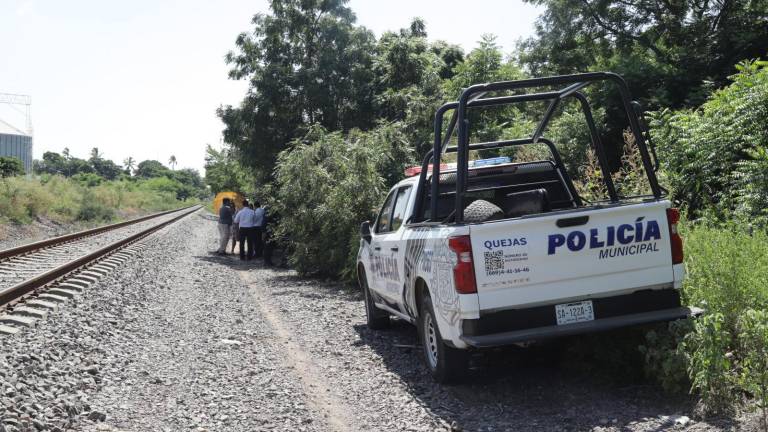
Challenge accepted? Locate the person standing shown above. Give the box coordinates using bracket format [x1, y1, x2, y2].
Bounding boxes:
[233, 199, 257, 260]
[216, 198, 233, 255]
[252, 201, 266, 258]
[229, 201, 239, 254]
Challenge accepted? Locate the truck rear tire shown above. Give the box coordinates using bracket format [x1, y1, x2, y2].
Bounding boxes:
[418, 293, 469, 383]
[360, 268, 390, 330]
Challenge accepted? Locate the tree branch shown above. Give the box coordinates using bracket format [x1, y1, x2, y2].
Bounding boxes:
[578, 0, 667, 60]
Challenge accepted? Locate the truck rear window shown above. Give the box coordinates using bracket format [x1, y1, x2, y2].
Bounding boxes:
[421, 161, 577, 222]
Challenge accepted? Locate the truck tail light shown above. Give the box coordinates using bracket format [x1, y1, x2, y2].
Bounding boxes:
[448, 235, 477, 294]
[666, 208, 684, 264]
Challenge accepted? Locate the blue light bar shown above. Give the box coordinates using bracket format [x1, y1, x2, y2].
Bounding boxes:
[468, 156, 511, 167]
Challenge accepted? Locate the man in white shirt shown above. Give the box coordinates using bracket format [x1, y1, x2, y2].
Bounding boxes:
[233, 199, 257, 260]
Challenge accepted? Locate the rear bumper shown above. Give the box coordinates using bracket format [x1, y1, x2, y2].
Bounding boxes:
[460, 289, 702, 348]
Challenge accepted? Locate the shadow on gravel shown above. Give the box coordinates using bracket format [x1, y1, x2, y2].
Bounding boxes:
[197, 213, 218, 222]
[353, 321, 728, 431]
[268, 273, 363, 304]
[194, 254, 272, 269]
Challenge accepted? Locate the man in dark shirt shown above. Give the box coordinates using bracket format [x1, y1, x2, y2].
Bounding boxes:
[217, 198, 233, 255]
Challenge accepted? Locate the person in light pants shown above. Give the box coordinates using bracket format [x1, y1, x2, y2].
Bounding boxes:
[217, 198, 233, 255]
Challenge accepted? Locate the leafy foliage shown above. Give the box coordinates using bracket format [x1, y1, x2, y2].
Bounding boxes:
[519, 0, 768, 169]
[32, 150, 208, 202]
[134, 160, 171, 179]
[738, 309, 768, 429]
[520, 0, 768, 110]
[651, 61, 768, 223]
[684, 313, 737, 415]
[0, 175, 185, 224]
[203, 145, 251, 194]
[638, 319, 693, 394]
[272, 123, 413, 279]
[219, 0, 377, 179]
[0, 157, 24, 178]
[640, 221, 768, 415]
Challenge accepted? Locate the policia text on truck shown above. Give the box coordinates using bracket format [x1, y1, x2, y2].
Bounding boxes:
[356, 72, 699, 383]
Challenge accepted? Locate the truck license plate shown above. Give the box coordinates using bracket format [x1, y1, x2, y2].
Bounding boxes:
[555, 300, 595, 325]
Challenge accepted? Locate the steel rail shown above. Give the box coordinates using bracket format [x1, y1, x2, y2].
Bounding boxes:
[0, 205, 201, 307]
[0, 205, 197, 262]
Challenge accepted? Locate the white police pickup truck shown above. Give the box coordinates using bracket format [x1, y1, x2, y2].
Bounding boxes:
[357, 73, 696, 383]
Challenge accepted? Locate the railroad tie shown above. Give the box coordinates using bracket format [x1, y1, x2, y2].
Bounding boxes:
[0, 314, 37, 328]
[36, 293, 69, 303]
[46, 288, 79, 299]
[10, 306, 49, 319]
[70, 274, 98, 285]
[0, 324, 20, 335]
[25, 299, 59, 311]
[82, 268, 108, 277]
[57, 282, 85, 292]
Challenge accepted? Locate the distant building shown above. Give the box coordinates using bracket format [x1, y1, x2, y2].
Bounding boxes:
[0, 119, 33, 173]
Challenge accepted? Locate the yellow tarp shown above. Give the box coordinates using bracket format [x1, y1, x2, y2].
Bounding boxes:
[212, 191, 245, 214]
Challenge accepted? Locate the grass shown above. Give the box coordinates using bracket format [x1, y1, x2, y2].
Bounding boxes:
[0, 175, 190, 225]
[680, 222, 768, 325]
[639, 220, 768, 420]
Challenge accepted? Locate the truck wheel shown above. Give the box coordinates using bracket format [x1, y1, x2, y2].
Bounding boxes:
[359, 268, 390, 330]
[418, 293, 469, 383]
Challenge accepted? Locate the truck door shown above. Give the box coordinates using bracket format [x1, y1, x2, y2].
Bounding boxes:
[371, 185, 412, 304]
[370, 188, 396, 300]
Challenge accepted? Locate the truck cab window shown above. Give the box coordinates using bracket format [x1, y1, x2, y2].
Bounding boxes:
[390, 186, 412, 231]
[375, 190, 397, 233]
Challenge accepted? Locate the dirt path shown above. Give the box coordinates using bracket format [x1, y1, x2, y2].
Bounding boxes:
[242, 270, 357, 431]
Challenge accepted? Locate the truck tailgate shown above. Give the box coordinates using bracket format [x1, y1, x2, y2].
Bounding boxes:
[469, 201, 674, 310]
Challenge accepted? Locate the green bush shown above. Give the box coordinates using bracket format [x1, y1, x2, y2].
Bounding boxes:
[0, 156, 24, 178]
[0, 175, 188, 225]
[638, 319, 693, 394]
[651, 60, 768, 223]
[273, 123, 414, 280]
[0, 176, 56, 223]
[680, 222, 768, 331]
[77, 191, 116, 222]
[684, 313, 737, 415]
[640, 220, 768, 416]
[738, 309, 768, 429]
[72, 172, 103, 187]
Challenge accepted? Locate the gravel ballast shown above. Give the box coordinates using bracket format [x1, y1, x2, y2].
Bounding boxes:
[0, 210, 759, 431]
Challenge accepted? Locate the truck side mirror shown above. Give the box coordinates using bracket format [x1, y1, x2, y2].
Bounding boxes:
[360, 221, 372, 243]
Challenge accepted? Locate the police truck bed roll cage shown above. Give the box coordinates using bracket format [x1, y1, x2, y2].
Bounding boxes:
[412, 72, 665, 224]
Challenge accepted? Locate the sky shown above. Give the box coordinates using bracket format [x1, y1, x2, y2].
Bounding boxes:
[0, 0, 542, 173]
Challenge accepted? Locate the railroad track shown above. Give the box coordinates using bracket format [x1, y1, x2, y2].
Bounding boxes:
[0, 205, 201, 334]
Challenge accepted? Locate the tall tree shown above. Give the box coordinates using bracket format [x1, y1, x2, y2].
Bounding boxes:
[123, 157, 136, 175]
[218, 0, 378, 179]
[90, 147, 102, 160]
[168, 155, 177, 170]
[445, 35, 526, 144]
[372, 18, 457, 155]
[517, 0, 767, 168]
[519, 0, 768, 109]
[135, 160, 171, 179]
[203, 145, 249, 194]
